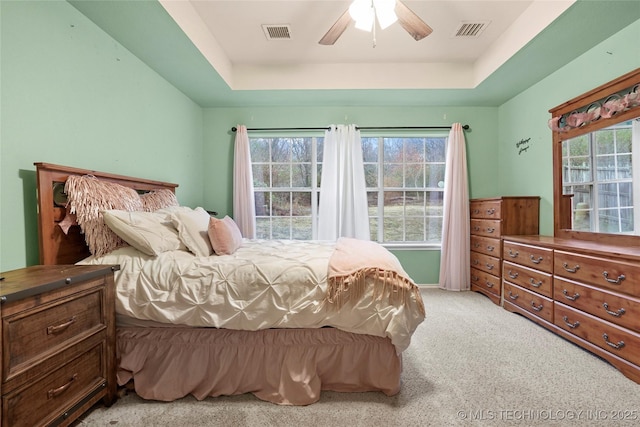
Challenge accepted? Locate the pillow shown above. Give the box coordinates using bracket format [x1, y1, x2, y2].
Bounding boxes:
[65, 175, 143, 257]
[140, 189, 179, 212]
[103, 210, 185, 256]
[208, 216, 243, 255]
[171, 207, 214, 257]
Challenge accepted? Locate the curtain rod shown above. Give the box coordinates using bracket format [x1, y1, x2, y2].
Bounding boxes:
[230, 125, 470, 132]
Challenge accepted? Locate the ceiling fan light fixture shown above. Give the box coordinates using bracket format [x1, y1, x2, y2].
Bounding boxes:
[349, 0, 374, 31]
[373, 0, 397, 29]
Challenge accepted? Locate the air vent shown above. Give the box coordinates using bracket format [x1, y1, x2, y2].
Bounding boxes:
[262, 24, 292, 40]
[453, 21, 490, 38]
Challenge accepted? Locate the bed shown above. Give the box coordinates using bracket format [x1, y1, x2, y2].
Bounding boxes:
[34, 162, 425, 405]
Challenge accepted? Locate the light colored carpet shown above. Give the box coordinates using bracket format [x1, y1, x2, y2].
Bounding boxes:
[75, 288, 639, 426]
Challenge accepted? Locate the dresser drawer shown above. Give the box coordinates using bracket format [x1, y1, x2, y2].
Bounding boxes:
[554, 302, 640, 367]
[554, 251, 640, 296]
[471, 219, 501, 238]
[503, 282, 553, 322]
[2, 341, 106, 427]
[554, 277, 640, 333]
[471, 235, 500, 257]
[502, 241, 553, 273]
[4, 286, 105, 379]
[503, 261, 552, 298]
[470, 252, 500, 276]
[470, 200, 501, 219]
[470, 268, 500, 296]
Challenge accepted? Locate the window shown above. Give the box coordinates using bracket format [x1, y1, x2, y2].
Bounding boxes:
[562, 120, 638, 233]
[250, 133, 448, 246]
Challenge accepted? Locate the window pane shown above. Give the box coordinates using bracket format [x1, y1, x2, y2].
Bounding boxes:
[271, 139, 291, 162]
[272, 217, 291, 239]
[254, 191, 269, 216]
[383, 192, 403, 216]
[405, 192, 425, 215]
[384, 164, 403, 187]
[252, 164, 270, 188]
[362, 137, 378, 162]
[250, 138, 270, 162]
[383, 217, 404, 242]
[384, 138, 403, 162]
[364, 164, 378, 187]
[621, 207, 634, 232]
[292, 217, 312, 239]
[404, 164, 424, 188]
[618, 154, 632, 179]
[291, 138, 311, 162]
[292, 192, 311, 216]
[425, 217, 443, 243]
[595, 130, 615, 154]
[425, 164, 445, 187]
[425, 138, 446, 162]
[404, 139, 425, 163]
[405, 217, 425, 241]
[292, 163, 312, 187]
[256, 217, 270, 239]
[272, 164, 290, 187]
[272, 192, 290, 216]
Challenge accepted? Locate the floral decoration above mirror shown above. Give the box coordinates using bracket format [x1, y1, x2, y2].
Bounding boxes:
[549, 83, 640, 132]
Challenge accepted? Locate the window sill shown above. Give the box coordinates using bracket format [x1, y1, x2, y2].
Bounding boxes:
[382, 243, 441, 251]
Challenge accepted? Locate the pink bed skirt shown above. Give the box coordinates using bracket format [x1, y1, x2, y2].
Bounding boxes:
[117, 327, 402, 405]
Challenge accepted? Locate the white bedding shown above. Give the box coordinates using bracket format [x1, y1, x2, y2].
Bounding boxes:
[79, 239, 425, 352]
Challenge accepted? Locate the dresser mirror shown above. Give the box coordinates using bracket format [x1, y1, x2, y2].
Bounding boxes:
[550, 68, 640, 244]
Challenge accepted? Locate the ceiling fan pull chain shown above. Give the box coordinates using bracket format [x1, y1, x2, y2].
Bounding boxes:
[372, 19, 377, 48]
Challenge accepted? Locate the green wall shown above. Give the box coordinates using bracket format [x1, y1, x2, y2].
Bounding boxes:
[203, 106, 499, 284]
[498, 19, 640, 235]
[0, 0, 204, 271]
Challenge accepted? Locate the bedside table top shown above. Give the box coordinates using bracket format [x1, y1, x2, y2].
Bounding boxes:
[0, 264, 120, 304]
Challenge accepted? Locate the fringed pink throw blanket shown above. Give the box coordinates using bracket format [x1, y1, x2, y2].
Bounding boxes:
[326, 237, 425, 316]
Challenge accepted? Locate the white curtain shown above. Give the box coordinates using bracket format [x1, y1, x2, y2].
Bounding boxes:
[438, 123, 470, 291]
[318, 124, 370, 240]
[233, 125, 256, 238]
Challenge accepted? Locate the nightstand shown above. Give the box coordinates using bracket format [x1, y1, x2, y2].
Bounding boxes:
[0, 264, 119, 427]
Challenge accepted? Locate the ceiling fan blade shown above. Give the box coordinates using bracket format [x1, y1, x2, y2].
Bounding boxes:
[319, 9, 352, 45]
[395, 0, 433, 41]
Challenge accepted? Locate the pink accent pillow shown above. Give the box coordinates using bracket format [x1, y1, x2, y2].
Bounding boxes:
[208, 216, 243, 255]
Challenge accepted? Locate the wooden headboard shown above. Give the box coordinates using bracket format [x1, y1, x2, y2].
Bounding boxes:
[35, 162, 179, 265]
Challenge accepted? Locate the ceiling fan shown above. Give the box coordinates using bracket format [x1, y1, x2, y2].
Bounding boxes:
[319, 0, 433, 45]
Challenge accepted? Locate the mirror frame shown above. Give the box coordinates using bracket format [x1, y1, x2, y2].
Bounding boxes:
[550, 67, 640, 245]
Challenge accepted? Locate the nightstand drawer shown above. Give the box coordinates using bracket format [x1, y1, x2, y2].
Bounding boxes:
[503, 261, 552, 298]
[4, 284, 105, 379]
[471, 219, 501, 238]
[503, 282, 553, 322]
[2, 341, 106, 427]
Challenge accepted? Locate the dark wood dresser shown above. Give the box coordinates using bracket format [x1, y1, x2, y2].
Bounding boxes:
[502, 235, 640, 384]
[469, 196, 540, 305]
[0, 264, 119, 427]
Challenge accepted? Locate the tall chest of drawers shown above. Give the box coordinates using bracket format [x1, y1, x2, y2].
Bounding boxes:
[502, 235, 640, 384]
[0, 264, 119, 427]
[469, 197, 540, 305]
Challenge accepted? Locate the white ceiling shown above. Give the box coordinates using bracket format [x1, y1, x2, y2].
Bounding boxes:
[159, 0, 574, 91]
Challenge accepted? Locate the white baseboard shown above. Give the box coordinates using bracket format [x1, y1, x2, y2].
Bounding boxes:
[417, 283, 439, 288]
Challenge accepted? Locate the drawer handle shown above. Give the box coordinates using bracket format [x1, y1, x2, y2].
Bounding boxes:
[486, 208, 495, 215]
[486, 263, 494, 270]
[530, 255, 543, 264]
[48, 373, 78, 399]
[47, 316, 77, 335]
[508, 270, 519, 279]
[562, 289, 580, 301]
[603, 303, 626, 317]
[486, 227, 495, 234]
[473, 209, 480, 215]
[602, 333, 625, 350]
[486, 245, 495, 252]
[507, 249, 519, 258]
[531, 301, 543, 312]
[485, 281, 494, 288]
[473, 259, 479, 266]
[471, 275, 479, 282]
[473, 242, 480, 248]
[562, 316, 580, 329]
[508, 291, 518, 300]
[473, 226, 480, 232]
[563, 263, 580, 273]
[529, 278, 543, 288]
[602, 271, 626, 284]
